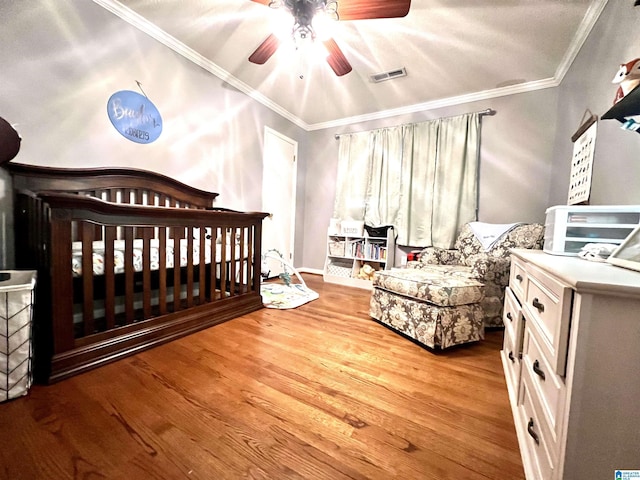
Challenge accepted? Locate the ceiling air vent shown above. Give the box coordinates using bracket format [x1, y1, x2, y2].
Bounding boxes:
[369, 67, 407, 83]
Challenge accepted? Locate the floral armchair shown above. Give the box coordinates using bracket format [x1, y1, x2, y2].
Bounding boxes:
[407, 222, 545, 327]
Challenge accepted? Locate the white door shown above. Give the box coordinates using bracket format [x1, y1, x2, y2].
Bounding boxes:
[262, 127, 297, 279]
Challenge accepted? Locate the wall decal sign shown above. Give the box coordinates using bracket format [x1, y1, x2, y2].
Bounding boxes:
[107, 90, 162, 144]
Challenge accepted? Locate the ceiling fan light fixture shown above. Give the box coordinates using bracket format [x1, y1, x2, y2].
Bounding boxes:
[248, 0, 411, 76]
[325, 1, 339, 20]
[312, 5, 339, 40]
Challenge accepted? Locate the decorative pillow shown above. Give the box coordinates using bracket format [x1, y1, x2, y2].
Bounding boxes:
[454, 222, 544, 258]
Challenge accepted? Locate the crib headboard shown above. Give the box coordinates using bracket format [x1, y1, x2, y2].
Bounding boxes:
[6, 163, 219, 209]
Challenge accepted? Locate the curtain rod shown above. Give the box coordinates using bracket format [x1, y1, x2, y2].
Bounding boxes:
[334, 108, 496, 139]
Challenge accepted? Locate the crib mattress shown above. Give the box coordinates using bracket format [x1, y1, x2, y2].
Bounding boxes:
[71, 239, 245, 277]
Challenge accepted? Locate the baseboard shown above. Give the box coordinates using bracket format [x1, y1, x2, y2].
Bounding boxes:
[297, 267, 323, 275]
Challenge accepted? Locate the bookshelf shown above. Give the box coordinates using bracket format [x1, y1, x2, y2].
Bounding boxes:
[323, 227, 395, 289]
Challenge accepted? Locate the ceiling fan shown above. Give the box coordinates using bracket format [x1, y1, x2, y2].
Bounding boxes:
[248, 0, 411, 76]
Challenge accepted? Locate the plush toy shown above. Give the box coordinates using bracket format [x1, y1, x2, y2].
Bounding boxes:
[357, 264, 376, 281]
[612, 57, 640, 104]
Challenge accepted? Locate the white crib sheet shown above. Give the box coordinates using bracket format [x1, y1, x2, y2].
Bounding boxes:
[71, 239, 245, 277]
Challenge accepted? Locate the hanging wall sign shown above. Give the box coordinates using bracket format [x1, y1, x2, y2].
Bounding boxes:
[568, 118, 597, 205]
[107, 90, 162, 144]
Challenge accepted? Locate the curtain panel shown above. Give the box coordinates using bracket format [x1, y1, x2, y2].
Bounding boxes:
[333, 112, 480, 248]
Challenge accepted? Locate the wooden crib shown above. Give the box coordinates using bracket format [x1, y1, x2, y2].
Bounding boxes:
[6, 163, 268, 383]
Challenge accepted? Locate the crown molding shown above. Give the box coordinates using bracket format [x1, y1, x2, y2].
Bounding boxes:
[93, 0, 607, 133]
[553, 0, 609, 82]
[306, 78, 561, 131]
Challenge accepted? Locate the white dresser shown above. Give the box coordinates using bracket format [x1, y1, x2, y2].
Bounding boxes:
[501, 249, 640, 480]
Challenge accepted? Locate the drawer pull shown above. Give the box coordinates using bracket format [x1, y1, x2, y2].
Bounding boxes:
[506, 312, 513, 322]
[516, 274, 523, 282]
[508, 351, 515, 363]
[527, 418, 540, 445]
[532, 298, 545, 312]
[532, 360, 546, 381]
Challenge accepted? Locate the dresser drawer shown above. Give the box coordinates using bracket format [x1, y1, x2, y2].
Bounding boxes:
[522, 323, 566, 448]
[524, 264, 573, 375]
[503, 286, 524, 353]
[509, 256, 528, 304]
[502, 328, 522, 407]
[518, 372, 556, 480]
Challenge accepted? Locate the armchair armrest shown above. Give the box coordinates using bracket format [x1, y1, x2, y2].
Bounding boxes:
[418, 247, 463, 266]
[465, 255, 512, 287]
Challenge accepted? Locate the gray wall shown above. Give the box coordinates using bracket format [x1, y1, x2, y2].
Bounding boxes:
[549, 0, 640, 207]
[0, 0, 305, 268]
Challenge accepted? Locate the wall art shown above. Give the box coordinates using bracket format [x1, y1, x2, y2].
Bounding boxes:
[107, 89, 162, 144]
[568, 116, 597, 205]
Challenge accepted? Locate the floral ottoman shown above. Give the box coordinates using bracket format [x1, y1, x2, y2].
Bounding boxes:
[369, 267, 485, 349]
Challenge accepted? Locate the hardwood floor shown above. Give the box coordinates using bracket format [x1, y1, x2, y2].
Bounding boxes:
[0, 274, 524, 480]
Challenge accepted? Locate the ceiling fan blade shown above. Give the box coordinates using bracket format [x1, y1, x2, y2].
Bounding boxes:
[323, 38, 352, 77]
[336, 0, 411, 20]
[249, 34, 281, 65]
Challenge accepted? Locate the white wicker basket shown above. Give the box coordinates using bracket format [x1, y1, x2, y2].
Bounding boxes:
[326, 260, 353, 278]
[328, 241, 345, 256]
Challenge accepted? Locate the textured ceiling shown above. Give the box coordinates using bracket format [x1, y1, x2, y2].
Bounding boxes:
[96, 0, 608, 130]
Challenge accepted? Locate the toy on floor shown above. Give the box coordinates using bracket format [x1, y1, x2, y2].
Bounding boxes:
[356, 263, 376, 281]
[260, 250, 319, 309]
[612, 57, 640, 104]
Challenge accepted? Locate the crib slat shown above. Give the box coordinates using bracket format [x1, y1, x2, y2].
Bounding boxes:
[90, 191, 103, 240]
[209, 228, 217, 301]
[159, 228, 167, 315]
[253, 222, 263, 295]
[239, 228, 246, 294]
[81, 222, 95, 336]
[220, 229, 228, 301]
[142, 227, 153, 318]
[229, 228, 237, 296]
[171, 227, 184, 312]
[199, 227, 206, 304]
[247, 226, 254, 294]
[186, 227, 194, 308]
[124, 227, 135, 323]
[124, 188, 134, 205]
[104, 226, 116, 330]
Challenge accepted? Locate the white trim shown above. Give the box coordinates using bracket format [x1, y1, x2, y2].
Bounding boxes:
[93, 0, 608, 132]
[297, 267, 324, 276]
[553, 0, 609, 83]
